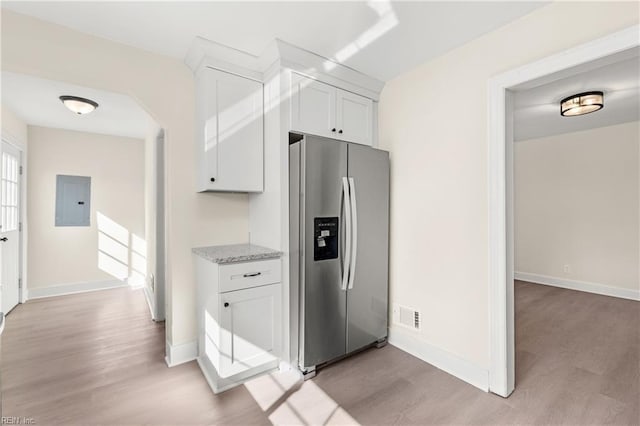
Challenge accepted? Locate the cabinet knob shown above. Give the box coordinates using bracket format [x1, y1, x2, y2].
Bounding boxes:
[331, 128, 336, 132]
[210, 177, 216, 182]
[224, 302, 229, 307]
[338, 129, 343, 134]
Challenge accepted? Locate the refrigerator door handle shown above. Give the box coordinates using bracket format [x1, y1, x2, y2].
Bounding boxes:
[341, 177, 352, 291]
[347, 177, 357, 290]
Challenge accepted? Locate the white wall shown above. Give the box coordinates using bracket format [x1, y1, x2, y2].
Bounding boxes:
[1, 105, 28, 150]
[1, 10, 249, 345]
[144, 127, 166, 319]
[515, 121, 639, 291]
[144, 128, 157, 306]
[27, 126, 145, 289]
[378, 1, 639, 371]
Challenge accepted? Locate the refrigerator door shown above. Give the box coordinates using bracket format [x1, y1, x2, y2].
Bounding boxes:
[346, 143, 390, 353]
[298, 135, 348, 369]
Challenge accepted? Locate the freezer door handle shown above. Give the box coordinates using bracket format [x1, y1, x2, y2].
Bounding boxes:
[347, 177, 358, 290]
[341, 177, 352, 291]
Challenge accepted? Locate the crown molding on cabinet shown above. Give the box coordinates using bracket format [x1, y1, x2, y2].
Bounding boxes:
[269, 39, 384, 100]
[185, 36, 264, 81]
[185, 37, 385, 101]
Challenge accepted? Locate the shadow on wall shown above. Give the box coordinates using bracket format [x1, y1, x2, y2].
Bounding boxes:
[97, 212, 146, 288]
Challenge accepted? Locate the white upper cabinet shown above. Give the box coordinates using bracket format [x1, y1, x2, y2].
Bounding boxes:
[291, 73, 374, 146]
[197, 67, 263, 192]
[336, 89, 373, 146]
[291, 74, 336, 139]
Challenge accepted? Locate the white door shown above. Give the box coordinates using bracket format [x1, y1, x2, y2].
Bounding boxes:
[218, 283, 281, 378]
[291, 73, 337, 139]
[1, 141, 21, 314]
[336, 89, 373, 146]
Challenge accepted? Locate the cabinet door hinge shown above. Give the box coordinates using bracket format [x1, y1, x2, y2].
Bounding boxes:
[18, 278, 22, 289]
[19, 165, 23, 175]
[19, 222, 23, 232]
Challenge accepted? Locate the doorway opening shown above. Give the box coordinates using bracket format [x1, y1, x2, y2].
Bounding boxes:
[510, 48, 639, 421]
[0, 72, 166, 325]
[488, 25, 639, 397]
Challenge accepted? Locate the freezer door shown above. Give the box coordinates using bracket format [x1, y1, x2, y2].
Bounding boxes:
[346, 143, 389, 353]
[299, 136, 348, 368]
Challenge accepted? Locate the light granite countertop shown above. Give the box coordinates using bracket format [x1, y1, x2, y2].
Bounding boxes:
[192, 243, 282, 264]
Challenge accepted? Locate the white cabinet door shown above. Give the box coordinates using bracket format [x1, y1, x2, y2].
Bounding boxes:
[217, 283, 281, 378]
[198, 67, 263, 192]
[336, 89, 373, 146]
[291, 73, 336, 139]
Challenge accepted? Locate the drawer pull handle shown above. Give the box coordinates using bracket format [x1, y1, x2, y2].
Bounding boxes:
[243, 272, 262, 278]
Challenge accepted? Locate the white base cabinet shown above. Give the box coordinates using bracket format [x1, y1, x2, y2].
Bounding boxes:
[195, 256, 281, 393]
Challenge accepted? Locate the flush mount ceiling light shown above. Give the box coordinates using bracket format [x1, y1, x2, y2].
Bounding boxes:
[560, 91, 604, 117]
[59, 95, 99, 115]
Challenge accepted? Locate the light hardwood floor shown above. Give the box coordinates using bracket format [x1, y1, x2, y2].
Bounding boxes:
[2, 282, 638, 425]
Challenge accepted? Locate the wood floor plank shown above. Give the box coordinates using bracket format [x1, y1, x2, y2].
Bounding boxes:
[2, 282, 638, 425]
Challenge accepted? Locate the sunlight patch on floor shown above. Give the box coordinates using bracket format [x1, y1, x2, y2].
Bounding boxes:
[269, 380, 360, 426]
[244, 370, 301, 411]
[244, 370, 360, 426]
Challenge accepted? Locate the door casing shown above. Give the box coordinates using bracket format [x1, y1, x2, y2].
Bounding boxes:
[487, 24, 640, 398]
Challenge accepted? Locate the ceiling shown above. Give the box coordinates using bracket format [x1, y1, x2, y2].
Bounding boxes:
[514, 48, 640, 141]
[1, 1, 546, 82]
[1, 72, 154, 139]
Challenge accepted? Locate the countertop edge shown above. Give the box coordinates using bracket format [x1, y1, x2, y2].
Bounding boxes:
[192, 244, 283, 265]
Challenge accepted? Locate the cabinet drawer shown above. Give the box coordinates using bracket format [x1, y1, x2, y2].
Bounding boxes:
[219, 259, 281, 292]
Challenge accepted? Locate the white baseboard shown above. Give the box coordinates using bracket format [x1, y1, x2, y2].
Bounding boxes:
[515, 272, 640, 301]
[165, 340, 198, 367]
[388, 326, 489, 392]
[27, 279, 128, 299]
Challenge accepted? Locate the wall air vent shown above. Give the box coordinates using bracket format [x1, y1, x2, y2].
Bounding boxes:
[393, 304, 421, 330]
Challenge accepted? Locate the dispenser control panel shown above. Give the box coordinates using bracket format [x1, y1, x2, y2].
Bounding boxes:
[314, 217, 339, 261]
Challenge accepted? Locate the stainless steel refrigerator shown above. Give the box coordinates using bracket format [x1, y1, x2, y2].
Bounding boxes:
[289, 134, 389, 377]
